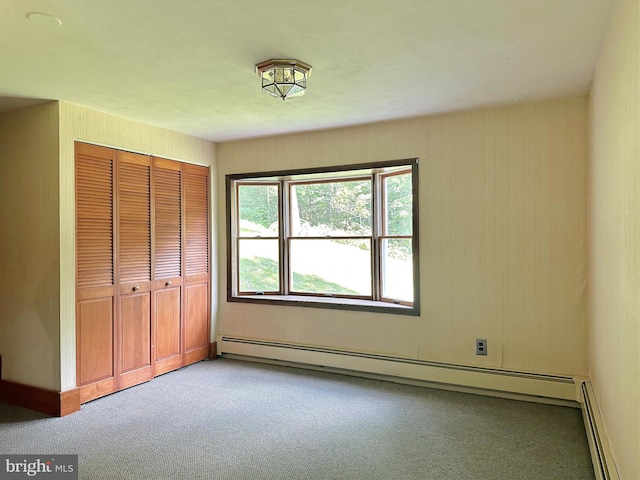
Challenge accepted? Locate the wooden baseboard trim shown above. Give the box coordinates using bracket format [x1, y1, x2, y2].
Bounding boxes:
[209, 341, 218, 360]
[60, 388, 81, 416]
[0, 379, 80, 417]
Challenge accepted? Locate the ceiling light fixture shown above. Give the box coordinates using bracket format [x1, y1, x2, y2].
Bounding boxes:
[255, 59, 312, 101]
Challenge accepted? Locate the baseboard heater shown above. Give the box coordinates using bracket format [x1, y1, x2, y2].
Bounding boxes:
[218, 336, 578, 403]
[580, 381, 620, 480]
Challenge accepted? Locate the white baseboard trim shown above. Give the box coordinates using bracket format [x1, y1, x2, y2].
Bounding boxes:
[217, 336, 579, 404]
[580, 381, 620, 480]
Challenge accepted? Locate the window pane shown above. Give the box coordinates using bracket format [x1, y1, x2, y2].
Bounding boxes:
[290, 239, 371, 296]
[238, 184, 279, 236]
[290, 180, 371, 236]
[381, 238, 413, 302]
[384, 173, 412, 235]
[239, 239, 279, 292]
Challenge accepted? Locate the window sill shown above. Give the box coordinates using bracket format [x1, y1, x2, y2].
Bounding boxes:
[228, 294, 419, 316]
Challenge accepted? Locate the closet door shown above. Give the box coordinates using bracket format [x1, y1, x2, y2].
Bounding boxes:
[116, 151, 153, 390]
[183, 164, 210, 365]
[152, 158, 184, 376]
[75, 143, 117, 403]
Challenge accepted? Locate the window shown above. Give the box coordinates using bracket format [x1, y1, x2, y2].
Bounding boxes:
[226, 158, 419, 315]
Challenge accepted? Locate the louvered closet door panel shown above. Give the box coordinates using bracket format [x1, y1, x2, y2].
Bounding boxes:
[183, 164, 210, 365]
[154, 159, 182, 280]
[153, 158, 183, 375]
[185, 167, 209, 276]
[116, 151, 153, 390]
[76, 144, 115, 290]
[75, 142, 117, 402]
[118, 153, 152, 285]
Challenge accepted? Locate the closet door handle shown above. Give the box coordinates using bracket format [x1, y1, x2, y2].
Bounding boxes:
[132, 285, 139, 292]
[165, 281, 172, 287]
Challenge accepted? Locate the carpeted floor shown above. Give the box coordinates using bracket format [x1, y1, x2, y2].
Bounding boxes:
[0, 359, 594, 479]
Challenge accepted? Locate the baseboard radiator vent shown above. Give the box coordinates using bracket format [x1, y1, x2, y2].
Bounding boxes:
[580, 381, 620, 480]
[218, 336, 578, 404]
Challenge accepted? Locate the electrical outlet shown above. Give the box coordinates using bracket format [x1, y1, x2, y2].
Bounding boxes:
[475, 338, 487, 356]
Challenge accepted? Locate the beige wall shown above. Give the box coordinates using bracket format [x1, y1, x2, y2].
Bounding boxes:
[0, 102, 61, 390]
[58, 102, 217, 391]
[589, 0, 640, 477]
[217, 98, 588, 378]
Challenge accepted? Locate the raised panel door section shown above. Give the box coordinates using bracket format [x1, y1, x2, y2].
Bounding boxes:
[75, 142, 116, 403]
[77, 297, 113, 385]
[154, 286, 182, 375]
[184, 164, 210, 365]
[184, 282, 209, 364]
[120, 293, 151, 375]
[116, 151, 153, 390]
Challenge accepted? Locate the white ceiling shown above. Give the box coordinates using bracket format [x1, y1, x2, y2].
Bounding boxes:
[0, 0, 614, 143]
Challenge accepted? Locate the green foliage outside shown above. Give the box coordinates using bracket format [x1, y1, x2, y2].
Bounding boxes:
[291, 270, 358, 295]
[239, 257, 357, 294]
[238, 185, 278, 234]
[385, 174, 412, 236]
[239, 256, 279, 291]
[292, 180, 371, 235]
[237, 173, 412, 242]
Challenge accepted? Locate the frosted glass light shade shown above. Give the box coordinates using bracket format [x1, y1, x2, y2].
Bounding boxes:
[256, 59, 312, 100]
